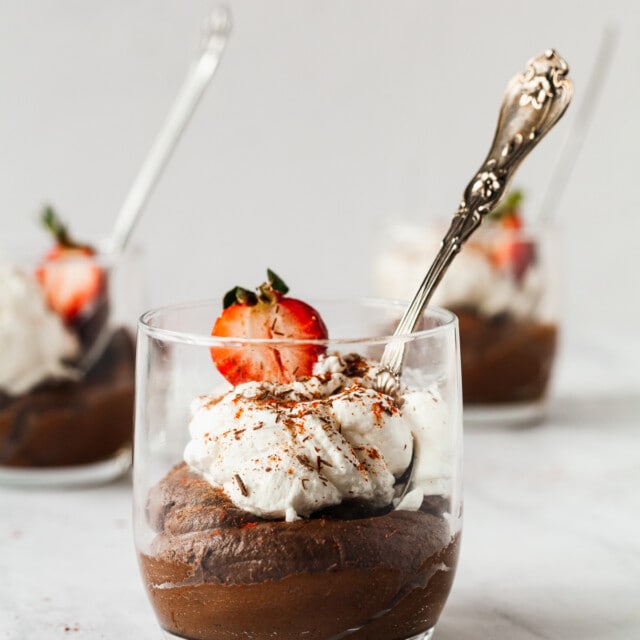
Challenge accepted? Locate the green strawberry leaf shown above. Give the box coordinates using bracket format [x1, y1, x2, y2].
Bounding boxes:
[223, 286, 258, 309]
[267, 269, 289, 296]
[487, 189, 524, 221]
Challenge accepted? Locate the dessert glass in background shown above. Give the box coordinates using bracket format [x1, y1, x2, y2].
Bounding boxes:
[374, 193, 559, 425]
[0, 2, 226, 489]
[134, 298, 462, 640]
[0, 241, 142, 486]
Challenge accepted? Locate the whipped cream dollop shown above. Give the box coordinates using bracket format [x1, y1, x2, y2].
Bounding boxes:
[374, 223, 544, 319]
[184, 354, 451, 521]
[0, 262, 80, 395]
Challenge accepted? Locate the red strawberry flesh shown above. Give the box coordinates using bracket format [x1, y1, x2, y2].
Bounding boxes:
[490, 235, 536, 280]
[485, 190, 537, 280]
[37, 251, 104, 321]
[210, 271, 328, 385]
[36, 206, 104, 322]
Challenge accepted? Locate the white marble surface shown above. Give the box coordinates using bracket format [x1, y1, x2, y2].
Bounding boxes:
[1, 371, 639, 638]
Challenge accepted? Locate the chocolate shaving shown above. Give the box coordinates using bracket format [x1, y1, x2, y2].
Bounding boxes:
[317, 455, 333, 470]
[342, 353, 369, 378]
[296, 454, 315, 472]
[233, 474, 248, 497]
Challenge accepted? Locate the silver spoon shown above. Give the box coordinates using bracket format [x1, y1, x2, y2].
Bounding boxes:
[105, 6, 232, 255]
[78, 8, 231, 374]
[375, 49, 573, 397]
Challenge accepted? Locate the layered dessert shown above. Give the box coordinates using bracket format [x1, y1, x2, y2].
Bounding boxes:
[0, 208, 135, 470]
[138, 271, 460, 640]
[374, 192, 558, 408]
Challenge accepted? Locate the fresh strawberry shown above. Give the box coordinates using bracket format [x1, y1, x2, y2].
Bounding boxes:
[500, 212, 523, 231]
[210, 269, 328, 385]
[36, 206, 104, 322]
[490, 235, 536, 280]
[486, 189, 536, 279]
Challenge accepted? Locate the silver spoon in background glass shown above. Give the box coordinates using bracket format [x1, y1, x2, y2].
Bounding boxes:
[375, 49, 574, 398]
[79, 7, 231, 373]
[105, 5, 232, 255]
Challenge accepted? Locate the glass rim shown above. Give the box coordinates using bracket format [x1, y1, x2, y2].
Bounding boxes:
[138, 297, 458, 347]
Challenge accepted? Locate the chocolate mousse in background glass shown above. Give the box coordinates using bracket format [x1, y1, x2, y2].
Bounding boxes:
[0, 239, 142, 486]
[373, 193, 560, 426]
[134, 298, 462, 640]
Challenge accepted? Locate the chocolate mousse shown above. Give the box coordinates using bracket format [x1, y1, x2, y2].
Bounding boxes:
[0, 327, 135, 467]
[456, 307, 558, 405]
[140, 463, 459, 640]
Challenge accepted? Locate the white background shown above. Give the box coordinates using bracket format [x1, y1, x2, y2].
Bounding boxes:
[1, 5, 639, 638]
[1, 0, 639, 385]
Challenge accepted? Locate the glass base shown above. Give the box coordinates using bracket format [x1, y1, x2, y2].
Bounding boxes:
[464, 399, 546, 427]
[0, 447, 131, 488]
[162, 627, 434, 640]
[406, 630, 434, 640]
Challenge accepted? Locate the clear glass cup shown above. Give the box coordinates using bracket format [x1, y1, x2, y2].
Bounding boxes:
[134, 298, 462, 640]
[374, 221, 559, 426]
[0, 248, 142, 486]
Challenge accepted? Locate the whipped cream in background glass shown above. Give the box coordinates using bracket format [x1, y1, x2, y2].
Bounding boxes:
[373, 222, 552, 321]
[0, 260, 79, 395]
[373, 218, 560, 424]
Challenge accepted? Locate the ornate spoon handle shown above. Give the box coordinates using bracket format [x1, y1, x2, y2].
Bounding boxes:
[376, 49, 573, 396]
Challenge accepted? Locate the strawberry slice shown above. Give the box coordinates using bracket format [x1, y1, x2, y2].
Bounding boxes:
[210, 269, 328, 385]
[490, 235, 536, 280]
[499, 212, 523, 231]
[486, 189, 536, 279]
[35, 206, 104, 322]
